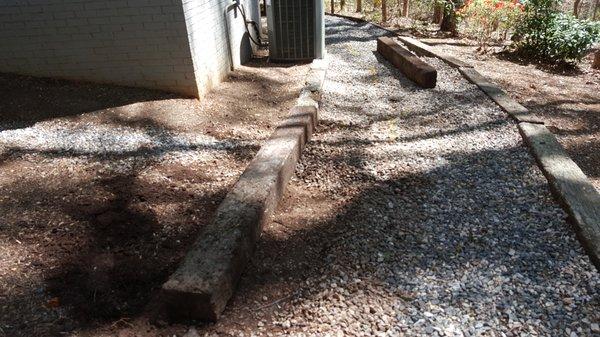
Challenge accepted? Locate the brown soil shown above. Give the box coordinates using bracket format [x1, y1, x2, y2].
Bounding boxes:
[420, 39, 600, 190]
[0, 56, 308, 337]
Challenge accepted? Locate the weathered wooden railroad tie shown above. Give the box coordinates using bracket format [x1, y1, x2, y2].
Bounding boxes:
[157, 60, 328, 321]
[376, 36, 437, 89]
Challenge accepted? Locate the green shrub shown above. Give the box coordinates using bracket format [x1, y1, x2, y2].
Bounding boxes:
[513, 0, 600, 63]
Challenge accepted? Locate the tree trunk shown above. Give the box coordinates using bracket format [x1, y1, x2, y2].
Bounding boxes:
[340, 0, 346, 11]
[382, 0, 388, 22]
[440, 2, 458, 35]
[433, 3, 444, 24]
[403, 0, 410, 16]
[592, 0, 599, 19]
[574, 0, 581, 17]
[593, 50, 600, 69]
[356, 0, 362, 12]
[331, 0, 335, 13]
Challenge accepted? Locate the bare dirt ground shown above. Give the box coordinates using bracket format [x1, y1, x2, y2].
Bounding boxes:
[0, 56, 308, 337]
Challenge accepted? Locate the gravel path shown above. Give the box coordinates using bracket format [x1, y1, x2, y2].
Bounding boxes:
[223, 16, 599, 337]
[4, 16, 596, 337]
[0, 121, 244, 156]
[419, 38, 600, 192]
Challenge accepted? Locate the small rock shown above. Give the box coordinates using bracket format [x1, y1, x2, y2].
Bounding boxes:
[182, 328, 200, 337]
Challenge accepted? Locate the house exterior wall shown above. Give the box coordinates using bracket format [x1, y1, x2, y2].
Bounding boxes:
[181, 0, 259, 97]
[0, 0, 259, 97]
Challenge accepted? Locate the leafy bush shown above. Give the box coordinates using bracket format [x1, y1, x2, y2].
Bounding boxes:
[513, 0, 600, 63]
[458, 0, 524, 51]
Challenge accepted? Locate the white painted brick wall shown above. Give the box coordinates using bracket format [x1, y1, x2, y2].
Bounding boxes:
[0, 0, 183, 96]
[0, 0, 257, 97]
[181, 0, 260, 97]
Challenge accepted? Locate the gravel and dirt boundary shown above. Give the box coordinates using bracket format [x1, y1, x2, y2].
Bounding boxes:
[398, 37, 600, 269]
[0, 56, 310, 337]
[175, 15, 598, 337]
[159, 59, 327, 322]
[418, 39, 600, 194]
[324, 13, 599, 269]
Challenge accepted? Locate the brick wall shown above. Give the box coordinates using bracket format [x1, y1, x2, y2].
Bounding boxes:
[181, 0, 259, 97]
[0, 0, 259, 97]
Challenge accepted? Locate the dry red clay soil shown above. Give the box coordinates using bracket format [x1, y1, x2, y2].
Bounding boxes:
[420, 39, 600, 190]
[0, 57, 309, 337]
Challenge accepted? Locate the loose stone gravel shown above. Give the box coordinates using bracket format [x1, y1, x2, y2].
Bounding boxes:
[240, 16, 598, 337]
[0, 121, 244, 156]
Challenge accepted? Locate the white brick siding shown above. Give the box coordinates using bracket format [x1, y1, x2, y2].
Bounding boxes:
[181, 0, 259, 97]
[0, 0, 259, 97]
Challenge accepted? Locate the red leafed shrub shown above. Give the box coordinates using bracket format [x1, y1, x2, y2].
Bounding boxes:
[458, 0, 525, 52]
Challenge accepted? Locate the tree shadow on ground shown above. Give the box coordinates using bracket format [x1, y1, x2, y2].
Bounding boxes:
[0, 118, 243, 336]
[325, 17, 392, 46]
[182, 14, 600, 336]
[222, 140, 597, 335]
[0, 73, 181, 131]
[526, 101, 600, 180]
[0, 56, 300, 336]
[494, 51, 586, 77]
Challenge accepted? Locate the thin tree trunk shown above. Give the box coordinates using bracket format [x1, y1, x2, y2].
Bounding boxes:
[592, 0, 599, 19]
[340, 0, 346, 11]
[382, 0, 388, 22]
[433, 3, 444, 24]
[574, 0, 581, 17]
[403, 0, 410, 17]
[593, 50, 600, 69]
[331, 0, 335, 13]
[356, 0, 362, 12]
[440, 0, 457, 35]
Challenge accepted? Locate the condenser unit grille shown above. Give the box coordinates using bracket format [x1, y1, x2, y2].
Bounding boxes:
[270, 0, 316, 61]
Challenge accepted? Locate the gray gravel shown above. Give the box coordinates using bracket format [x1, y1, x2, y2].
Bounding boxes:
[259, 16, 599, 337]
[0, 119, 256, 178]
[0, 120, 247, 156]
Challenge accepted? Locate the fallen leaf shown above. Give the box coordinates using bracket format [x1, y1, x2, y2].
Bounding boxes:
[46, 297, 60, 308]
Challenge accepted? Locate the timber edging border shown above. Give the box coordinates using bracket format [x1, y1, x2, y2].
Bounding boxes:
[158, 57, 329, 321]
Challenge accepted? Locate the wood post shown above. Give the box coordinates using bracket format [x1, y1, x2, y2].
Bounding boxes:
[377, 37, 437, 88]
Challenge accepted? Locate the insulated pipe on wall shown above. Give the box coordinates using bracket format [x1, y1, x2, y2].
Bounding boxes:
[224, 0, 238, 71]
[224, 0, 264, 71]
